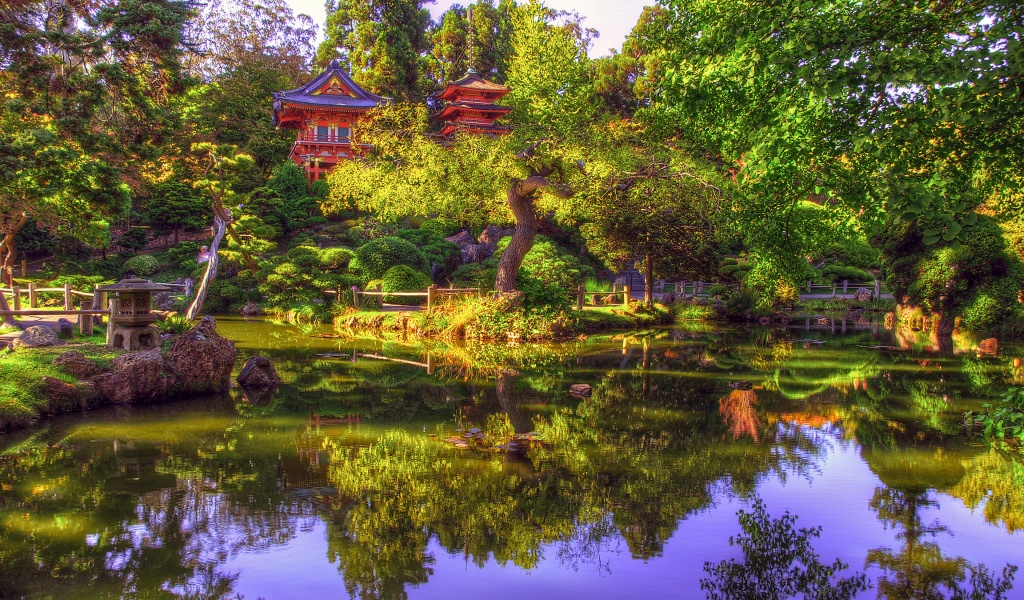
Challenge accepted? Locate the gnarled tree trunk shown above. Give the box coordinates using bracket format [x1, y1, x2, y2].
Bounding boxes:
[185, 215, 226, 320]
[494, 174, 569, 293]
[1, 212, 29, 287]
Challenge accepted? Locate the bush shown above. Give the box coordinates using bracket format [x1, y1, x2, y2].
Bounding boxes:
[355, 236, 428, 280]
[49, 274, 112, 293]
[819, 265, 874, 284]
[517, 271, 570, 311]
[396, 228, 461, 279]
[320, 247, 355, 270]
[382, 265, 433, 305]
[118, 227, 148, 253]
[420, 217, 460, 238]
[123, 254, 160, 277]
[167, 241, 202, 269]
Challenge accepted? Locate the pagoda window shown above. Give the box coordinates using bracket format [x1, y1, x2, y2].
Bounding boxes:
[316, 125, 329, 141]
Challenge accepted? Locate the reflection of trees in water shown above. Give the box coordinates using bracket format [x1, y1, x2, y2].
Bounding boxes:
[319, 370, 831, 598]
[946, 450, 1024, 533]
[867, 487, 1018, 599]
[719, 389, 760, 442]
[700, 498, 868, 600]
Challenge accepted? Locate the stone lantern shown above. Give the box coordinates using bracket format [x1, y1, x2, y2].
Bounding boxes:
[96, 278, 171, 351]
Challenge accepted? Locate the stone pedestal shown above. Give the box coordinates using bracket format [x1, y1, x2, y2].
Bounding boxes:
[111, 325, 161, 351]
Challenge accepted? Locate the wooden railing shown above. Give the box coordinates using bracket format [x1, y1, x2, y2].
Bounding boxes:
[333, 284, 483, 312]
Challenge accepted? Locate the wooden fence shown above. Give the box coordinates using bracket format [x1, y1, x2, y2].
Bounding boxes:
[803, 279, 888, 298]
[339, 284, 483, 312]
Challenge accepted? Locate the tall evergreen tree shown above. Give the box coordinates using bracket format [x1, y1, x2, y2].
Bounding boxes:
[316, 0, 432, 101]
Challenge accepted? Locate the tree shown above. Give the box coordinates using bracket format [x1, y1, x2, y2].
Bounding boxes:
[316, 0, 432, 101]
[0, 0, 190, 285]
[651, 0, 1024, 305]
[581, 127, 725, 306]
[425, 1, 508, 90]
[327, 2, 596, 294]
[147, 183, 208, 244]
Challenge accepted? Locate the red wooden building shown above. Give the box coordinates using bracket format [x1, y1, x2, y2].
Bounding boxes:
[271, 59, 389, 181]
[432, 70, 512, 138]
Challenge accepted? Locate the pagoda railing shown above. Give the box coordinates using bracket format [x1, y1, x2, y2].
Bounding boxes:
[298, 132, 352, 144]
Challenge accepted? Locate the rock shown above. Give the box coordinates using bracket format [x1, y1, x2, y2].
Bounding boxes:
[92, 349, 168, 404]
[602, 294, 618, 305]
[853, 288, 874, 302]
[52, 351, 103, 378]
[237, 356, 281, 388]
[477, 225, 512, 250]
[163, 316, 236, 394]
[40, 377, 84, 412]
[813, 314, 830, 326]
[240, 301, 261, 317]
[55, 318, 75, 339]
[728, 380, 754, 390]
[884, 311, 896, 330]
[445, 230, 476, 248]
[758, 316, 773, 326]
[11, 325, 61, 349]
[977, 338, 999, 356]
[569, 384, 592, 398]
[153, 291, 175, 311]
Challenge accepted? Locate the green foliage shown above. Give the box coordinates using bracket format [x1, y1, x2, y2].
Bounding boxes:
[117, 228, 149, 253]
[494, 236, 593, 291]
[381, 265, 433, 305]
[156, 315, 193, 334]
[819, 265, 874, 284]
[355, 236, 428, 280]
[968, 388, 1024, 449]
[516, 270, 570, 312]
[146, 182, 207, 241]
[419, 217, 460, 239]
[48, 275, 112, 294]
[122, 255, 161, 277]
[876, 215, 1024, 331]
[167, 241, 203, 270]
[701, 498, 869, 599]
[396, 228, 462, 279]
[256, 243, 360, 316]
[266, 161, 309, 201]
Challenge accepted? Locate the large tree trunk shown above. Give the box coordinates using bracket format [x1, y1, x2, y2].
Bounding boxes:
[1, 213, 29, 287]
[185, 215, 226, 320]
[0, 289, 24, 329]
[643, 251, 653, 308]
[494, 179, 541, 293]
[931, 312, 955, 355]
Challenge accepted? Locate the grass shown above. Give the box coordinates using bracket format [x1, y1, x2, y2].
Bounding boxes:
[676, 302, 717, 322]
[585, 276, 613, 293]
[0, 335, 119, 430]
[799, 297, 896, 313]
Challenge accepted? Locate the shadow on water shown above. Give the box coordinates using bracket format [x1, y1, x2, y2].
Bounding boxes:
[0, 317, 1022, 599]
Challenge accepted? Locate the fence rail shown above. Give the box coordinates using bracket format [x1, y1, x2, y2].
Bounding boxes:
[338, 284, 483, 312]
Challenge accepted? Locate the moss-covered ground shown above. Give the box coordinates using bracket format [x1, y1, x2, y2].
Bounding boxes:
[0, 332, 119, 430]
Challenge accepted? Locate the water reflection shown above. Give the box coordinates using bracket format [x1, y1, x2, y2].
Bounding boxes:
[0, 320, 1021, 599]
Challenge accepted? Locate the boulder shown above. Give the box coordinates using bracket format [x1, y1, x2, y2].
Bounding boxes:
[728, 380, 754, 390]
[55, 318, 75, 339]
[40, 377, 84, 411]
[163, 316, 236, 394]
[884, 311, 896, 330]
[92, 349, 168, 404]
[812, 314, 830, 326]
[853, 288, 874, 302]
[569, 384, 592, 398]
[52, 351, 103, 379]
[240, 301, 261, 317]
[445, 230, 476, 248]
[12, 326, 61, 349]
[477, 225, 512, 250]
[977, 338, 999, 356]
[237, 356, 281, 388]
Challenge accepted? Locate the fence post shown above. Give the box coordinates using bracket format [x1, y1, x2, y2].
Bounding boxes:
[28, 283, 36, 308]
[353, 288, 360, 309]
[20, 259, 27, 277]
[874, 279, 881, 298]
[843, 279, 849, 294]
[576, 284, 584, 310]
[697, 282, 704, 296]
[375, 283, 382, 308]
[831, 283, 837, 297]
[622, 285, 630, 307]
[806, 280, 811, 293]
[63, 282, 72, 310]
[11, 286, 20, 311]
[80, 301, 93, 336]
[336, 285, 342, 304]
[106, 299, 118, 346]
[427, 284, 436, 313]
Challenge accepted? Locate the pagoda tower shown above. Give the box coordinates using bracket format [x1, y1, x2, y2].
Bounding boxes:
[272, 60, 389, 181]
[432, 70, 512, 138]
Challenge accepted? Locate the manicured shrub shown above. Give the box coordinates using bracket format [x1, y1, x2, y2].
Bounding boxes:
[123, 254, 160, 277]
[118, 227, 148, 253]
[355, 236, 428, 279]
[49, 274, 111, 293]
[819, 265, 874, 284]
[382, 265, 433, 305]
[420, 217, 460, 238]
[167, 241, 202, 269]
[319, 247, 355, 270]
[397, 228, 462, 279]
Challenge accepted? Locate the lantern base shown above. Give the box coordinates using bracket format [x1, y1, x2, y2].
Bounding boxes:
[111, 325, 161, 352]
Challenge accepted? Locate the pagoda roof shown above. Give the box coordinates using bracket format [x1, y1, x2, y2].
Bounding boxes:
[436, 71, 510, 102]
[434, 101, 512, 122]
[272, 59, 389, 126]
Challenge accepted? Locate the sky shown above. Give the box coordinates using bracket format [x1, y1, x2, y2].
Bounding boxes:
[283, 0, 650, 57]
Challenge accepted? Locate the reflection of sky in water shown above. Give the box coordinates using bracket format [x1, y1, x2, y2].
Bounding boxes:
[223, 438, 1021, 599]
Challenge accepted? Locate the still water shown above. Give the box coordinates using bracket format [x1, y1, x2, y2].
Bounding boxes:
[1, 317, 1022, 599]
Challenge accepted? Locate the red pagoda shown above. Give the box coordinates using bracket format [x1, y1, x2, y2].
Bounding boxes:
[432, 70, 512, 138]
[272, 59, 389, 180]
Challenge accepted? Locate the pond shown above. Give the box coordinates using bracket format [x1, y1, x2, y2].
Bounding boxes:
[1, 317, 1022, 599]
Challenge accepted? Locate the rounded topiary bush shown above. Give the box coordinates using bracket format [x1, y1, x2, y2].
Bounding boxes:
[123, 254, 160, 277]
[319, 247, 354, 270]
[382, 265, 433, 305]
[355, 236, 428, 280]
[420, 217, 460, 238]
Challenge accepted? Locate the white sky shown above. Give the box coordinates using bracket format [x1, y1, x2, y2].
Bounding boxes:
[283, 0, 650, 57]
